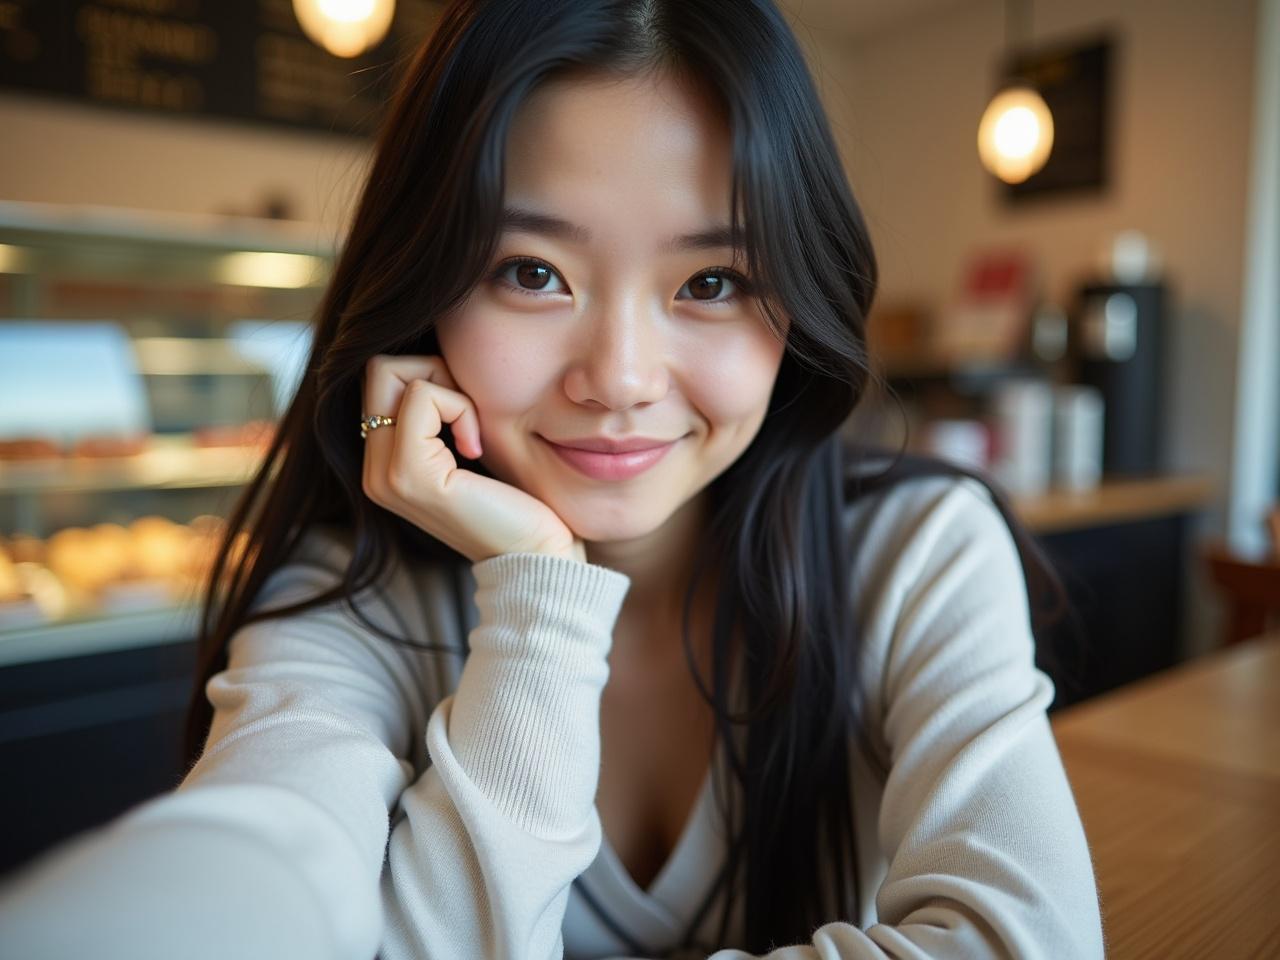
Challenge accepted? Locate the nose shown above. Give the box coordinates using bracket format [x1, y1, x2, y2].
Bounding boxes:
[562, 299, 669, 410]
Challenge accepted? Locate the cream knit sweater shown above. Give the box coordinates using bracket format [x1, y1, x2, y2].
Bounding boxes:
[0, 475, 1105, 958]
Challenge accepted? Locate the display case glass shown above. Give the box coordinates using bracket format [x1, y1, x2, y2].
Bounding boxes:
[0, 199, 333, 661]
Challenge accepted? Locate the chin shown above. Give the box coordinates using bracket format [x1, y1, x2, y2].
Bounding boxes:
[552, 496, 675, 545]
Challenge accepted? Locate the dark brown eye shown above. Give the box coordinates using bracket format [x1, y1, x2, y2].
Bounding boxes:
[687, 273, 723, 300]
[678, 269, 749, 305]
[515, 262, 552, 289]
[492, 257, 567, 296]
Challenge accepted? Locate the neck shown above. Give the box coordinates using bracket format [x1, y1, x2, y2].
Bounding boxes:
[585, 492, 716, 671]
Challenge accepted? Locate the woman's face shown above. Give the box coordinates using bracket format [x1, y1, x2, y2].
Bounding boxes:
[435, 70, 787, 544]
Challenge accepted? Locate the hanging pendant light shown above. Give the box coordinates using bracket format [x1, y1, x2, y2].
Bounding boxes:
[292, 0, 396, 59]
[978, 0, 1054, 184]
[978, 84, 1055, 184]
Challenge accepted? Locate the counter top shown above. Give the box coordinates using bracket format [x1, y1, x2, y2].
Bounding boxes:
[1013, 474, 1214, 534]
[1052, 630, 1280, 958]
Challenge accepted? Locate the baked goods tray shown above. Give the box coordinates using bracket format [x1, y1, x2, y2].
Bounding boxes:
[0, 439, 265, 495]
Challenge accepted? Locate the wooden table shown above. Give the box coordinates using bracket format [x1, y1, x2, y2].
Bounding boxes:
[1051, 631, 1280, 959]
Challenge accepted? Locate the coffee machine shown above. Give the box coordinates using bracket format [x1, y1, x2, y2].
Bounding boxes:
[1070, 280, 1168, 477]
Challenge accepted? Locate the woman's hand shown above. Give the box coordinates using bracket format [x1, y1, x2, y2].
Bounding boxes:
[361, 354, 585, 564]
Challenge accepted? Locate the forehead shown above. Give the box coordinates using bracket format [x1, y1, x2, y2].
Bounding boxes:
[503, 70, 735, 241]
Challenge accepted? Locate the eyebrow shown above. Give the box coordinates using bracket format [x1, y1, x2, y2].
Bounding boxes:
[500, 205, 742, 254]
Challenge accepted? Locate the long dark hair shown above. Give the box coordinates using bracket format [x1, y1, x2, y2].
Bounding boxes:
[183, 0, 1075, 952]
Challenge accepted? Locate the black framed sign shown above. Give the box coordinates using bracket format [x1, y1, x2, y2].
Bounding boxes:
[999, 34, 1114, 203]
[0, 0, 444, 137]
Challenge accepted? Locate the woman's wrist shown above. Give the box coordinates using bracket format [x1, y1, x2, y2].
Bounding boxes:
[513, 536, 587, 565]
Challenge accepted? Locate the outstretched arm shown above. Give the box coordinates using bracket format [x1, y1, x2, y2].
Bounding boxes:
[0, 535, 630, 960]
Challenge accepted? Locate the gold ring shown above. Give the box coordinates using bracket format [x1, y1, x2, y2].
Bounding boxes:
[360, 414, 396, 439]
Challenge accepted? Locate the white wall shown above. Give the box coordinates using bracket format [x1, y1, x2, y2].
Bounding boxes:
[0, 92, 370, 244]
[798, 0, 1259, 654]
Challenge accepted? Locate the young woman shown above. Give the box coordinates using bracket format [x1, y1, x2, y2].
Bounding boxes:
[0, 1, 1103, 957]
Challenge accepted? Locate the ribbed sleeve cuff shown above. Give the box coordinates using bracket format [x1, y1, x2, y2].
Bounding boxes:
[469, 552, 631, 661]
[443, 553, 630, 834]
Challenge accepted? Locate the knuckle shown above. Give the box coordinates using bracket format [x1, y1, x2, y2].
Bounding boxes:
[386, 464, 414, 499]
[423, 440, 453, 471]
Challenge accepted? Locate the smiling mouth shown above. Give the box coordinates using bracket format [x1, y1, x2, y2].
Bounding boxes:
[538, 435, 681, 481]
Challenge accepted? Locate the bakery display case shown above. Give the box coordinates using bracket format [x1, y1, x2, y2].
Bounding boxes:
[0, 199, 332, 663]
[0, 200, 336, 873]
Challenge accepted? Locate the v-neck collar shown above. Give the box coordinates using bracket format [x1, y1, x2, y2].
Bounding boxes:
[606, 744, 714, 893]
[578, 652, 746, 946]
[581, 740, 726, 943]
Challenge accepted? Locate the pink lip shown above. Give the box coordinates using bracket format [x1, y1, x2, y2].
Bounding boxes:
[548, 435, 678, 453]
[540, 435, 680, 481]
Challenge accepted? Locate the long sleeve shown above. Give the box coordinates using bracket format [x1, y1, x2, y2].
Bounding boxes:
[843, 478, 1104, 958]
[0, 543, 630, 960]
[381, 552, 630, 958]
[655, 478, 1104, 960]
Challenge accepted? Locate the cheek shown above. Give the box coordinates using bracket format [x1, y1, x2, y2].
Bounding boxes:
[679, 325, 785, 427]
[435, 315, 555, 422]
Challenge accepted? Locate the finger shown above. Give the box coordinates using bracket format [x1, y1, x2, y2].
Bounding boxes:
[393, 379, 483, 479]
[362, 355, 470, 494]
[362, 354, 452, 426]
[403, 377, 482, 459]
[420, 359, 480, 457]
[362, 356, 419, 501]
[381, 360, 480, 459]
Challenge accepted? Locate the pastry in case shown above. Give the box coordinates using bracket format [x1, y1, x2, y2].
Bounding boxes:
[0, 542, 59, 628]
[0, 514, 256, 625]
[0, 438, 63, 461]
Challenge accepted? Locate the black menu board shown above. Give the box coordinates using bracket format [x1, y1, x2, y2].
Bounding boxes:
[0, 0, 444, 137]
[1001, 36, 1112, 202]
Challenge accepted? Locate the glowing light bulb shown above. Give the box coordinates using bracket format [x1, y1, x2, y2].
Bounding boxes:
[292, 0, 395, 58]
[320, 0, 377, 23]
[977, 85, 1055, 184]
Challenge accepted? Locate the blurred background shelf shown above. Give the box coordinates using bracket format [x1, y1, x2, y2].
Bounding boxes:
[874, 353, 1041, 389]
[0, 437, 265, 495]
[1014, 474, 1215, 534]
[0, 198, 334, 332]
[0, 198, 336, 258]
